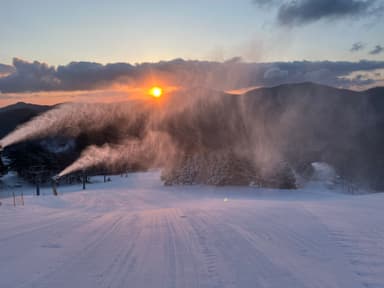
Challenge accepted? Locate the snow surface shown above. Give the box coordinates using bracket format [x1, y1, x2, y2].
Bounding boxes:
[0, 172, 384, 288]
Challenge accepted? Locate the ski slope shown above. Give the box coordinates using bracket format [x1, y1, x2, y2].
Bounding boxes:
[0, 172, 383, 288]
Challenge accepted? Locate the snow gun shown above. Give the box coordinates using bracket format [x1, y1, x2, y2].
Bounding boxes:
[0, 144, 6, 177]
[51, 175, 60, 196]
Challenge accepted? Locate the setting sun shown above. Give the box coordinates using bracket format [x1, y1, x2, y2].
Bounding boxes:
[149, 86, 163, 98]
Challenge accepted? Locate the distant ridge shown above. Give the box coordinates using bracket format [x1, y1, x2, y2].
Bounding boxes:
[244, 81, 366, 95]
[0, 102, 51, 113]
[0, 102, 53, 138]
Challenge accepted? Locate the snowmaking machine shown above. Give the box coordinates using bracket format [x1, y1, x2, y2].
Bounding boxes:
[0, 145, 7, 176]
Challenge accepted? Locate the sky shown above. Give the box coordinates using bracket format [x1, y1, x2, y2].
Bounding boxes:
[1, 0, 383, 64]
[0, 0, 384, 106]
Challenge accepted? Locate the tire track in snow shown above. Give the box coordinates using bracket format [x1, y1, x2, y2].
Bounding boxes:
[164, 208, 201, 288]
[164, 210, 179, 288]
[18, 212, 126, 288]
[200, 208, 308, 288]
[328, 229, 384, 288]
[302, 204, 384, 288]
[0, 210, 88, 242]
[206, 205, 366, 288]
[118, 208, 203, 288]
[188, 215, 221, 288]
[95, 214, 141, 288]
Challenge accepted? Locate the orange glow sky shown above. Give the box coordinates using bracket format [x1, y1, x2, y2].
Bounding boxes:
[0, 84, 181, 107]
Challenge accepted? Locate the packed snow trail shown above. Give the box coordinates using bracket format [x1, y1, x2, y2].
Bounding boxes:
[0, 172, 383, 288]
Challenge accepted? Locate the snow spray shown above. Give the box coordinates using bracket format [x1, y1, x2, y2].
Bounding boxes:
[0, 101, 149, 148]
[56, 131, 171, 177]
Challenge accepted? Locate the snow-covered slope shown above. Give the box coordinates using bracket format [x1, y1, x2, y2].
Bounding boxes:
[0, 172, 383, 288]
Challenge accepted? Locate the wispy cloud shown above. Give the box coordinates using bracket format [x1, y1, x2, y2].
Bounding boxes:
[278, 0, 376, 26]
[350, 42, 365, 52]
[252, 0, 381, 26]
[369, 44, 384, 55]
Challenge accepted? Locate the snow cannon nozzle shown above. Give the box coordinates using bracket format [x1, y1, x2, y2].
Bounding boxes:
[52, 175, 60, 182]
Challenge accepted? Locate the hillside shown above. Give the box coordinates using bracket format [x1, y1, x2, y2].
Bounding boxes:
[241, 83, 384, 188]
[161, 83, 384, 188]
[0, 102, 52, 138]
[1, 83, 384, 189]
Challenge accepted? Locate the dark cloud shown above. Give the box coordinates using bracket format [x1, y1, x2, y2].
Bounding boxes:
[0, 58, 58, 92]
[0, 63, 15, 76]
[56, 61, 135, 90]
[350, 42, 365, 52]
[277, 0, 376, 26]
[369, 44, 384, 55]
[265, 60, 384, 88]
[0, 58, 136, 92]
[0, 58, 384, 93]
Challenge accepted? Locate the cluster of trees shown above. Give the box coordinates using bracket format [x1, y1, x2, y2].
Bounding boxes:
[161, 150, 296, 189]
[0, 155, 6, 176]
[4, 139, 78, 183]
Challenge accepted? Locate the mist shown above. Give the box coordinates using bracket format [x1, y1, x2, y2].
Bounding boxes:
[0, 101, 150, 148]
[1, 82, 382, 189]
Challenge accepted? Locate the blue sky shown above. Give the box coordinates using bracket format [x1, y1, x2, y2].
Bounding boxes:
[0, 0, 383, 65]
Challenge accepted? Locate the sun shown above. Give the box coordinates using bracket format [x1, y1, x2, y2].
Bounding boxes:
[149, 86, 163, 98]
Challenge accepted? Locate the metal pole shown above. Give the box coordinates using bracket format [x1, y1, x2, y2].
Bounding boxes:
[36, 176, 40, 196]
[82, 171, 86, 190]
[52, 178, 58, 196]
